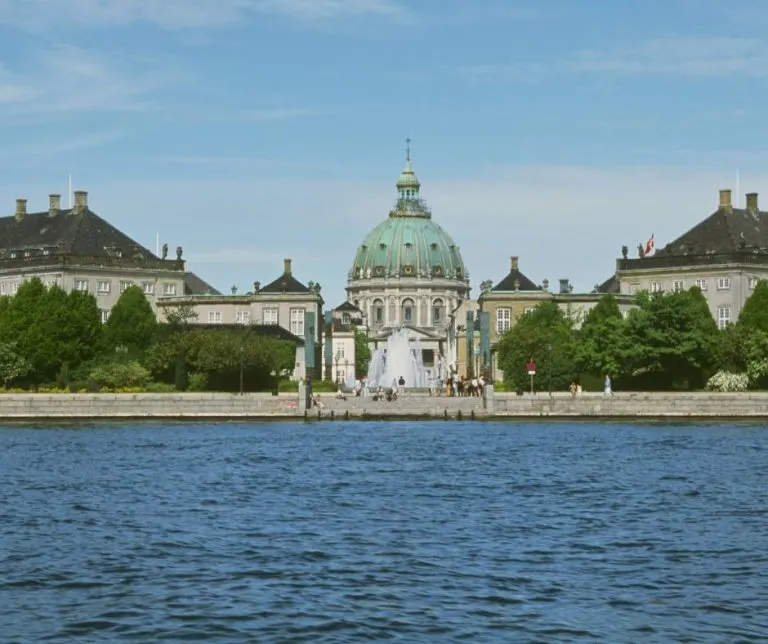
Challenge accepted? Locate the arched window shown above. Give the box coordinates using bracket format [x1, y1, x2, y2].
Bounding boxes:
[402, 298, 415, 325]
[373, 298, 384, 324]
[432, 298, 444, 325]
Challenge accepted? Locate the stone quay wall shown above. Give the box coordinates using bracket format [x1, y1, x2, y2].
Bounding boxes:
[491, 391, 768, 418]
[0, 393, 301, 420]
[1, 391, 768, 420]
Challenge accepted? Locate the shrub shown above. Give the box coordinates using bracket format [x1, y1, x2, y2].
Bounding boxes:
[89, 361, 150, 390]
[143, 381, 176, 393]
[705, 371, 749, 392]
[187, 372, 207, 392]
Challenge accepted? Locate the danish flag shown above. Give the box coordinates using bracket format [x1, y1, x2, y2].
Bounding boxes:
[644, 234, 655, 256]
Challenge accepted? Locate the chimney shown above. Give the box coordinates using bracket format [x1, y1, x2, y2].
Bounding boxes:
[284, 258, 292, 275]
[719, 189, 732, 211]
[559, 278, 570, 294]
[510, 256, 519, 271]
[73, 190, 88, 214]
[49, 194, 61, 216]
[15, 198, 27, 221]
[747, 192, 758, 212]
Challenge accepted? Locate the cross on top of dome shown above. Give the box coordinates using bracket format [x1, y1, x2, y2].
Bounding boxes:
[396, 137, 421, 198]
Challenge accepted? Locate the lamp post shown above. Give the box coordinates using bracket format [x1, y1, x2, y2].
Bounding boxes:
[335, 350, 341, 385]
[239, 345, 244, 395]
[345, 358, 349, 386]
[548, 343, 553, 397]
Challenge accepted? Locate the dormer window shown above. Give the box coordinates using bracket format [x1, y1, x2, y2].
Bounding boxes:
[379, 243, 386, 250]
[404, 242, 412, 250]
[10, 252, 16, 259]
[430, 243, 438, 251]
[24, 251, 30, 257]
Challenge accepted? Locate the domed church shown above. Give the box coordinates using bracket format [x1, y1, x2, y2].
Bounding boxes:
[347, 143, 470, 375]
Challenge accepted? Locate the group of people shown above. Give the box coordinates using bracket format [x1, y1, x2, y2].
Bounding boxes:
[440, 374, 485, 398]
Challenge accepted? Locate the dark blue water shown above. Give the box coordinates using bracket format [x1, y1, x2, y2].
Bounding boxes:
[2, 421, 768, 642]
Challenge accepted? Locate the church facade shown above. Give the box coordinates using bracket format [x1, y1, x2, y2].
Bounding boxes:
[346, 148, 470, 377]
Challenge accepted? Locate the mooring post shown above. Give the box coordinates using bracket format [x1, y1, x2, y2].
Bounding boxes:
[331, 410, 335, 421]
[457, 410, 462, 420]
[444, 409, 448, 420]
[471, 409, 475, 420]
[345, 410, 349, 420]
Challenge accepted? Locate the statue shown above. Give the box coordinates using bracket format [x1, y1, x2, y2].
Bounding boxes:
[253, 281, 260, 292]
[231, 285, 238, 295]
[637, 243, 645, 259]
[176, 246, 183, 260]
[621, 245, 628, 259]
[366, 267, 372, 279]
[162, 243, 168, 260]
[479, 279, 493, 294]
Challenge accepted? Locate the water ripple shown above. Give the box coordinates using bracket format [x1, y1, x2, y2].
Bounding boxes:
[2, 420, 768, 642]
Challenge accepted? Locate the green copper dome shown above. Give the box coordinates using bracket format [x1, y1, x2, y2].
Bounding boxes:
[350, 151, 467, 282]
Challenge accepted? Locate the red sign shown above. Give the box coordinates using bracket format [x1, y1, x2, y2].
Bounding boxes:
[526, 361, 536, 375]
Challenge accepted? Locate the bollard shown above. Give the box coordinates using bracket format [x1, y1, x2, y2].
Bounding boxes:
[331, 410, 335, 421]
[304, 410, 308, 421]
[457, 410, 462, 421]
[317, 409, 321, 420]
[444, 409, 448, 420]
[471, 409, 475, 420]
[345, 410, 349, 421]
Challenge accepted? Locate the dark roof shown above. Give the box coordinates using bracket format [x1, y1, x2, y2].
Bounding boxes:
[184, 272, 221, 295]
[596, 274, 620, 294]
[492, 268, 541, 292]
[656, 205, 768, 257]
[0, 206, 158, 260]
[184, 323, 304, 345]
[334, 301, 362, 312]
[260, 271, 310, 294]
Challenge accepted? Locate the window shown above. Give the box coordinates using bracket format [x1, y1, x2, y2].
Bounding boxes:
[749, 277, 760, 290]
[650, 281, 663, 293]
[523, 307, 536, 314]
[432, 298, 444, 325]
[43, 249, 50, 256]
[163, 283, 176, 296]
[496, 307, 511, 334]
[208, 311, 222, 324]
[142, 282, 154, 295]
[24, 250, 30, 258]
[0, 283, 6, 295]
[695, 278, 708, 291]
[672, 280, 685, 292]
[342, 312, 351, 326]
[290, 308, 305, 336]
[335, 344, 346, 359]
[628, 284, 637, 294]
[373, 299, 384, 324]
[236, 309, 251, 324]
[263, 308, 278, 325]
[11, 282, 19, 294]
[74, 279, 88, 292]
[718, 306, 731, 329]
[100, 309, 109, 324]
[717, 277, 731, 291]
[402, 298, 414, 324]
[97, 280, 111, 294]
[119, 280, 132, 293]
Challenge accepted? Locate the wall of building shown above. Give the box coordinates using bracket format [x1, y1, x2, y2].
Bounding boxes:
[618, 266, 768, 327]
[157, 295, 323, 341]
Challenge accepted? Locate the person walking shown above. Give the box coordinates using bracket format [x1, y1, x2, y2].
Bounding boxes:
[604, 374, 613, 397]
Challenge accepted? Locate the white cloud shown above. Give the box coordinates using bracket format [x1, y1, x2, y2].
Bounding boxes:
[0, 44, 169, 117]
[0, 0, 406, 29]
[458, 36, 768, 81]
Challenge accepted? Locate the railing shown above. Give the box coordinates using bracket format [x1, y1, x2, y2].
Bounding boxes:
[618, 251, 768, 271]
[0, 253, 185, 271]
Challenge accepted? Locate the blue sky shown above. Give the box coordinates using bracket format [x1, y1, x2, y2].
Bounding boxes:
[1, 0, 767, 305]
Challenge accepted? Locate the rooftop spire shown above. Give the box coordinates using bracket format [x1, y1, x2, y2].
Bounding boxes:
[406, 137, 411, 162]
[396, 138, 420, 199]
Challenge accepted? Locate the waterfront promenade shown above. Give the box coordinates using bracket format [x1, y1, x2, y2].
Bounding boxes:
[1, 390, 768, 420]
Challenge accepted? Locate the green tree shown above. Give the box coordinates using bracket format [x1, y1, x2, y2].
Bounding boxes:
[0, 278, 52, 381]
[105, 285, 157, 351]
[576, 294, 626, 380]
[496, 301, 578, 392]
[354, 328, 371, 377]
[622, 288, 720, 389]
[0, 342, 32, 387]
[737, 280, 768, 331]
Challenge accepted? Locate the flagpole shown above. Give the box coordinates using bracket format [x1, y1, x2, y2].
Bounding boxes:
[736, 169, 740, 207]
[68, 172, 72, 209]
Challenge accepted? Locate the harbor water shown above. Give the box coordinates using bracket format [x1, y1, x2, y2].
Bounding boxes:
[2, 421, 767, 642]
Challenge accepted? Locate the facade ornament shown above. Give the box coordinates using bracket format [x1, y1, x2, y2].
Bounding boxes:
[621, 244, 628, 259]
[162, 243, 168, 260]
[176, 245, 183, 260]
